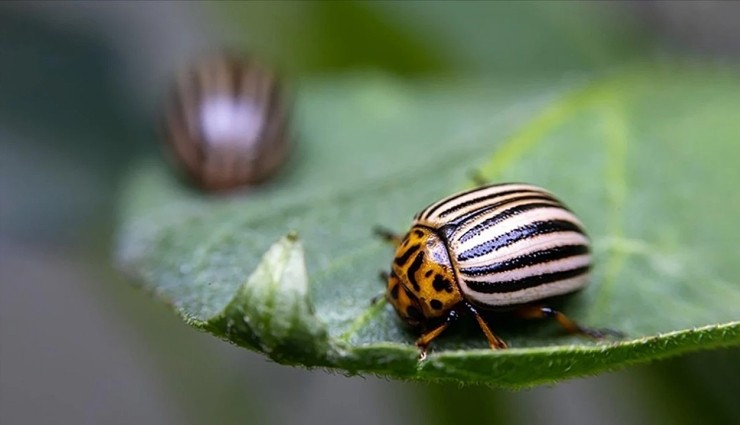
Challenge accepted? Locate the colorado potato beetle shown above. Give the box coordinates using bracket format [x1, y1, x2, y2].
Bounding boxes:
[377, 182, 618, 358]
[163, 53, 289, 191]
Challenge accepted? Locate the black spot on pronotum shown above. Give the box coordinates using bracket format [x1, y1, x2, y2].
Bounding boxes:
[390, 283, 400, 300]
[432, 274, 453, 293]
[430, 299, 443, 310]
[394, 243, 420, 266]
[413, 229, 424, 237]
[406, 305, 423, 320]
[424, 270, 434, 278]
[407, 251, 425, 292]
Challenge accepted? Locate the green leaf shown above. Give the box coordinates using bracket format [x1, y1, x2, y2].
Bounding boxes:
[116, 65, 740, 387]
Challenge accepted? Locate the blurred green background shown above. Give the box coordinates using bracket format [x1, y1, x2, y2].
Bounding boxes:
[1, 2, 739, 424]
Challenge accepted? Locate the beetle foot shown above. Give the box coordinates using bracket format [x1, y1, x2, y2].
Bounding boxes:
[415, 343, 429, 361]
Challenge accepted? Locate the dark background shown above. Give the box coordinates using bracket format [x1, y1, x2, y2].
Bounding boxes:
[1, 2, 739, 424]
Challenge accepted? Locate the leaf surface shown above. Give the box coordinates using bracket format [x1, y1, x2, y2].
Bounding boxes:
[116, 66, 740, 386]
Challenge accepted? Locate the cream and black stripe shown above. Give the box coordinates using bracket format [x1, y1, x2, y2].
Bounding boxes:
[414, 183, 591, 307]
[163, 53, 289, 191]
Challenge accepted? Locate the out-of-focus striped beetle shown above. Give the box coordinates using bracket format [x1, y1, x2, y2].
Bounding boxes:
[377, 182, 619, 358]
[163, 53, 289, 191]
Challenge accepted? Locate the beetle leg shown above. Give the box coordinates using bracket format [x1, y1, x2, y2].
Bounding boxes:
[516, 305, 623, 339]
[415, 324, 447, 361]
[463, 303, 508, 349]
[473, 314, 508, 349]
[373, 226, 403, 247]
[415, 310, 461, 360]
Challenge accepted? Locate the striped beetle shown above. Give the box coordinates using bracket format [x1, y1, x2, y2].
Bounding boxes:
[377, 182, 618, 358]
[163, 53, 289, 191]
